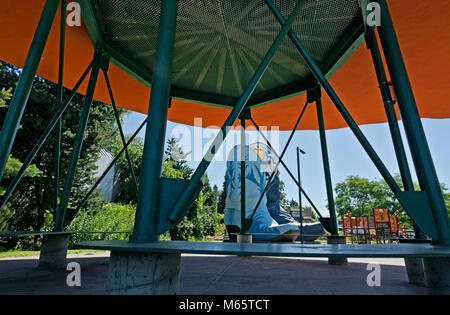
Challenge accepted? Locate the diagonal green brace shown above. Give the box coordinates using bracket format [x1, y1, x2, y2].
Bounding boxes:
[54, 53, 103, 231]
[168, 0, 307, 224]
[0, 61, 94, 212]
[0, 0, 60, 183]
[265, 0, 401, 195]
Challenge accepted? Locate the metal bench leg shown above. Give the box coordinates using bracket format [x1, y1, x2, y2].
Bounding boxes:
[106, 251, 181, 295]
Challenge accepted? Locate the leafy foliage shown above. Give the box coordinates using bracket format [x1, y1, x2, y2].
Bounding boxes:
[66, 203, 136, 247]
[0, 60, 125, 238]
[334, 174, 450, 229]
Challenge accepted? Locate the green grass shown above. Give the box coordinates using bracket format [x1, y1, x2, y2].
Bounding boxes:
[0, 249, 108, 259]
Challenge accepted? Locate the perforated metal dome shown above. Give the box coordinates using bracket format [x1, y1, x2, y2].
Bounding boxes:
[92, 0, 363, 106]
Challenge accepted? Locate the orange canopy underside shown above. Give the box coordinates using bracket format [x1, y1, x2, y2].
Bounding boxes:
[1, 1, 449, 130]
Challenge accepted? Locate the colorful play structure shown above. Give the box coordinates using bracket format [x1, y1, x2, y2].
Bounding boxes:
[342, 209, 408, 244]
[1, 0, 450, 293]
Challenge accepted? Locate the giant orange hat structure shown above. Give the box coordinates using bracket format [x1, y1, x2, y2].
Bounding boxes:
[1, 0, 449, 131]
[1, 1, 450, 286]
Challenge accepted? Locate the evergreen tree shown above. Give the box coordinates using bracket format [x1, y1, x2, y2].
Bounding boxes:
[217, 176, 227, 214]
[164, 136, 192, 179]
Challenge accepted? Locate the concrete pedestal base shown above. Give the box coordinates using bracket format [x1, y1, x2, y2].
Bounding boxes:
[404, 258, 425, 286]
[327, 236, 348, 265]
[107, 251, 181, 295]
[38, 234, 70, 269]
[423, 258, 450, 288]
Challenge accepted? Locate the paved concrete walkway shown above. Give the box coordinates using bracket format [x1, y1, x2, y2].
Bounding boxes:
[0, 252, 448, 295]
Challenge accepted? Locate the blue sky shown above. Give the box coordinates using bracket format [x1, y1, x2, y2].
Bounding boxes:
[122, 111, 450, 217]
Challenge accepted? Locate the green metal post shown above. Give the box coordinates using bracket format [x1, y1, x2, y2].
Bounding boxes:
[316, 91, 338, 236]
[296, 147, 304, 243]
[366, 28, 425, 239]
[168, 0, 306, 224]
[54, 0, 66, 214]
[104, 71, 139, 193]
[240, 118, 246, 234]
[54, 53, 102, 231]
[131, 0, 179, 242]
[0, 61, 94, 212]
[376, 0, 450, 244]
[0, 0, 60, 182]
[265, 0, 401, 195]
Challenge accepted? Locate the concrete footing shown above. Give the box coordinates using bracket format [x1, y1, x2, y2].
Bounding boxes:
[38, 234, 70, 269]
[106, 251, 181, 295]
[423, 258, 450, 288]
[404, 258, 425, 286]
[327, 235, 348, 265]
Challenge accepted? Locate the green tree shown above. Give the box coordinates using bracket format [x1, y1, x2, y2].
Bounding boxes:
[164, 136, 192, 179]
[333, 174, 450, 229]
[0, 60, 123, 235]
[217, 176, 227, 214]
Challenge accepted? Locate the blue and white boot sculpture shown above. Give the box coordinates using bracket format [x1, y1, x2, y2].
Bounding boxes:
[224, 145, 300, 242]
[266, 172, 327, 242]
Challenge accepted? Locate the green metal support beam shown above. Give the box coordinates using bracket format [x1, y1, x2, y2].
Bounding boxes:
[54, 0, 67, 214]
[265, 0, 401, 196]
[168, 0, 306, 225]
[103, 70, 139, 194]
[314, 88, 338, 236]
[240, 117, 247, 234]
[54, 53, 102, 231]
[249, 117, 324, 220]
[365, 27, 426, 240]
[65, 118, 147, 228]
[0, 0, 60, 183]
[249, 101, 308, 223]
[131, 0, 180, 243]
[0, 61, 94, 212]
[376, 0, 450, 244]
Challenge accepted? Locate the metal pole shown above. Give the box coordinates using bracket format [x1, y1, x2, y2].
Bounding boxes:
[168, 0, 306, 224]
[240, 118, 247, 233]
[366, 28, 425, 239]
[54, 53, 102, 231]
[131, 0, 179, 242]
[103, 71, 139, 193]
[54, 0, 67, 214]
[0, 0, 60, 182]
[296, 147, 304, 244]
[0, 61, 94, 212]
[316, 93, 338, 236]
[376, 0, 450, 244]
[265, 0, 401, 195]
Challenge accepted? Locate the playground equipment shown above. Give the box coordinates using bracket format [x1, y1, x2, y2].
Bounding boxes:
[1, 0, 450, 292]
[342, 210, 409, 244]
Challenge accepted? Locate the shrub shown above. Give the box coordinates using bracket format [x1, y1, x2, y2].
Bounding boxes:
[66, 203, 135, 248]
